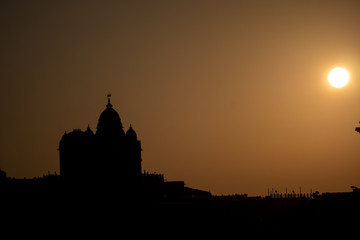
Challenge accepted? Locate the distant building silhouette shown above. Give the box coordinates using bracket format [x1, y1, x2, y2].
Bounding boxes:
[0, 95, 211, 201]
[57, 95, 211, 199]
[59, 95, 142, 185]
[3, 109, 360, 230]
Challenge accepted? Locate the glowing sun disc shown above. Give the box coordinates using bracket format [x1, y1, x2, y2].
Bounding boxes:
[328, 67, 349, 88]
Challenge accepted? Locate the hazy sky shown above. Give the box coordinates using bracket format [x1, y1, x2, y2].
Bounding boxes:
[1, 0, 360, 196]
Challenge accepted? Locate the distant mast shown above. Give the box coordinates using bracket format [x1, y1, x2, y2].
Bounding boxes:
[356, 121, 360, 133]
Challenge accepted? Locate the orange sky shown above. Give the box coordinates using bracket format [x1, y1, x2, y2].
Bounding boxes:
[1, 0, 360, 196]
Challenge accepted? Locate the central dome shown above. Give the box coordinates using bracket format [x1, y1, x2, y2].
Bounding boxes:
[96, 97, 125, 138]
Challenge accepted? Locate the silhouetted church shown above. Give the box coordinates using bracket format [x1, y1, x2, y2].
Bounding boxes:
[0, 95, 211, 200]
[56, 95, 212, 199]
[59, 95, 142, 185]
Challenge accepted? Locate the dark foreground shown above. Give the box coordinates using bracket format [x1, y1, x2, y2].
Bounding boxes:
[2, 186, 360, 236]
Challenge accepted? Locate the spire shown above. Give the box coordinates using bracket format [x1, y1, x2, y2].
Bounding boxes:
[106, 94, 112, 108]
[85, 124, 94, 135]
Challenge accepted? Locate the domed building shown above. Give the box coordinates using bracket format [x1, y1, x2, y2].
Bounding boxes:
[59, 95, 142, 185]
[96, 97, 125, 139]
[58, 95, 211, 199]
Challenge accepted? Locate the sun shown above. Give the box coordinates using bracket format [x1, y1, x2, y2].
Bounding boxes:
[328, 67, 349, 88]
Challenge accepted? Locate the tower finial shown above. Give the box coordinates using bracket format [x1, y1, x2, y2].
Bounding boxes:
[106, 94, 112, 108]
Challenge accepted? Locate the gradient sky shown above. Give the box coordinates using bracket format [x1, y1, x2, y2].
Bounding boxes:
[1, 0, 360, 196]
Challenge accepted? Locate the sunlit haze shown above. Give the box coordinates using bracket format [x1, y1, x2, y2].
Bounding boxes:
[1, 1, 360, 196]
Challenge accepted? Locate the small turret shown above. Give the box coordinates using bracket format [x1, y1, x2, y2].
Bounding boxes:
[85, 124, 94, 135]
[126, 124, 138, 140]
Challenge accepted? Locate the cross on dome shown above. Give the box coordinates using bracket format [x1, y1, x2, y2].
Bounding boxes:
[107, 94, 112, 108]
